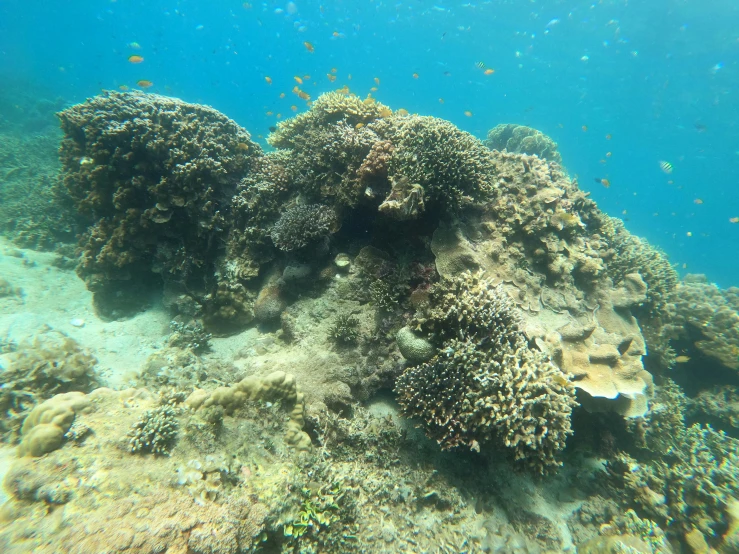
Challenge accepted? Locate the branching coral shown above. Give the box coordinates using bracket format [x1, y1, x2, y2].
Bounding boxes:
[608, 380, 739, 547]
[485, 123, 563, 164]
[328, 314, 361, 345]
[128, 405, 179, 455]
[269, 204, 338, 251]
[58, 91, 261, 316]
[396, 272, 577, 473]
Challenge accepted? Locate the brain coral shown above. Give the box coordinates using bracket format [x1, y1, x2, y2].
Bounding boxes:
[484, 123, 563, 164]
[57, 91, 261, 316]
[396, 272, 577, 473]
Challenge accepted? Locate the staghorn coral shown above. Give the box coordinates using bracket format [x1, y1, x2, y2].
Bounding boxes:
[396, 271, 577, 473]
[58, 91, 261, 317]
[328, 314, 361, 345]
[608, 380, 739, 548]
[269, 204, 338, 251]
[127, 404, 179, 456]
[485, 123, 563, 164]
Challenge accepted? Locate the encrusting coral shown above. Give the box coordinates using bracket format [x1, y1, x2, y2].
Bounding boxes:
[485, 123, 563, 164]
[57, 91, 262, 318]
[396, 271, 577, 473]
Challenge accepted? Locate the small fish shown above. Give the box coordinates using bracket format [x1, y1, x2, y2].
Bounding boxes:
[675, 355, 691, 363]
[730, 217, 739, 224]
[279, 92, 285, 98]
[412, 72, 419, 79]
[694, 198, 704, 205]
[355, 122, 364, 129]
[396, 108, 409, 116]
[484, 68, 495, 75]
[379, 107, 392, 118]
[686, 231, 693, 237]
[297, 90, 310, 100]
[659, 160, 673, 174]
[331, 67, 337, 73]
[438, 98, 444, 104]
[265, 76, 272, 84]
[606, 151, 612, 157]
[128, 42, 141, 49]
[303, 41, 314, 52]
[581, 125, 588, 132]
[118, 85, 129, 91]
[303, 74, 311, 80]
[266, 111, 273, 115]
[694, 122, 708, 133]
[128, 55, 144, 64]
[137, 79, 153, 88]
[605, 133, 612, 140]
[374, 77, 380, 85]
[294, 76, 303, 84]
[237, 142, 250, 151]
[370, 86, 378, 92]
[464, 110, 473, 117]
[475, 61, 486, 69]
[546, 18, 560, 28]
[269, 126, 277, 132]
[326, 73, 336, 82]
[594, 178, 610, 188]
[682, 263, 688, 269]
[291, 105, 298, 111]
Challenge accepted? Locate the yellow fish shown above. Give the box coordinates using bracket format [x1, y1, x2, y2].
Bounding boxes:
[675, 355, 690, 363]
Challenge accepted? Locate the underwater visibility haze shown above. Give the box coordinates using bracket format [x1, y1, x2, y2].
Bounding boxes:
[1, 1, 739, 553]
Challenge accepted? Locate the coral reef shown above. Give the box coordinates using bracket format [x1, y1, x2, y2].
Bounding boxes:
[57, 91, 261, 318]
[607, 380, 739, 549]
[395, 325, 435, 363]
[0, 330, 98, 442]
[269, 203, 338, 252]
[485, 123, 563, 164]
[167, 319, 212, 353]
[396, 271, 577, 472]
[328, 313, 361, 345]
[127, 404, 179, 455]
[663, 274, 739, 370]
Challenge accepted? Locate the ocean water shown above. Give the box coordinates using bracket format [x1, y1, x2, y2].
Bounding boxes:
[2, 2, 739, 554]
[2, 0, 737, 284]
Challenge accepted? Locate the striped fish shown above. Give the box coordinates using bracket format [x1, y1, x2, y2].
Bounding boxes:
[659, 160, 673, 174]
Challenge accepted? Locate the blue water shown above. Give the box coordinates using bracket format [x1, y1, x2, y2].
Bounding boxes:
[2, 0, 738, 286]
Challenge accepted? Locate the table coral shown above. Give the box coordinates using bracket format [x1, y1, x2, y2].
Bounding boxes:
[57, 91, 262, 317]
[485, 123, 563, 164]
[396, 271, 577, 473]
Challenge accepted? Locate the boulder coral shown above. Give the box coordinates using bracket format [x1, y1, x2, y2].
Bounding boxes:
[485, 123, 563, 164]
[57, 91, 262, 317]
[396, 272, 577, 473]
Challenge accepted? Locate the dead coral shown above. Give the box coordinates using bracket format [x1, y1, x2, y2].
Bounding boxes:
[57, 91, 261, 317]
[485, 123, 563, 164]
[396, 271, 577, 473]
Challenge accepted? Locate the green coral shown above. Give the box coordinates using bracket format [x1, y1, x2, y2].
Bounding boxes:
[127, 405, 179, 455]
[484, 123, 563, 164]
[328, 314, 361, 345]
[396, 272, 577, 473]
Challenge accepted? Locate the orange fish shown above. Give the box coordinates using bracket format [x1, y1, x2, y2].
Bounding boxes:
[694, 198, 704, 205]
[412, 72, 419, 79]
[464, 110, 473, 117]
[128, 55, 144, 64]
[730, 217, 739, 224]
[303, 41, 314, 53]
[483, 68, 495, 75]
[137, 79, 153, 88]
[279, 92, 286, 98]
[605, 133, 612, 140]
[326, 74, 336, 82]
[294, 76, 303, 84]
[374, 77, 380, 85]
[594, 178, 610, 188]
[582, 125, 588, 132]
[265, 76, 272, 84]
[291, 105, 298, 111]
